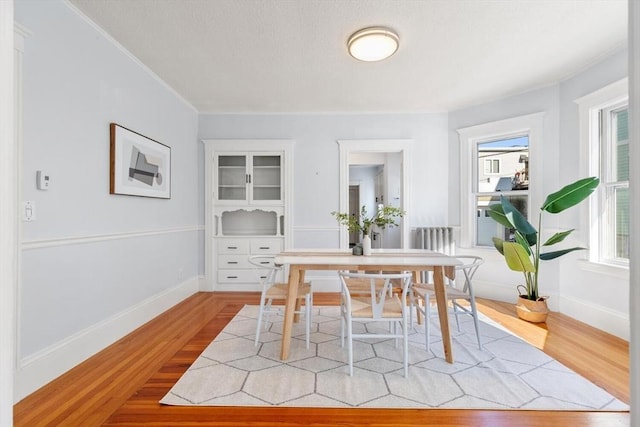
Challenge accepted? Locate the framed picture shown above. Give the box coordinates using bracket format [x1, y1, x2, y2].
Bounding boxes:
[110, 123, 171, 199]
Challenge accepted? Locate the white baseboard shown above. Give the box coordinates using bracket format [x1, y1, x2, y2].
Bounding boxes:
[558, 295, 629, 340]
[14, 277, 199, 403]
[198, 275, 209, 291]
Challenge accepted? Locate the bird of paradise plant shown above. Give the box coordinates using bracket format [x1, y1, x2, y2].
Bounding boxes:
[487, 177, 599, 301]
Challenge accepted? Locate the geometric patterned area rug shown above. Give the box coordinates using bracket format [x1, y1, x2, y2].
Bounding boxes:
[160, 305, 628, 410]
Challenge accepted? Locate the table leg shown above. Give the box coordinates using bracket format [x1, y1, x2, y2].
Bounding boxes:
[280, 266, 301, 360]
[411, 271, 423, 325]
[293, 270, 305, 323]
[433, 265, 453, 363]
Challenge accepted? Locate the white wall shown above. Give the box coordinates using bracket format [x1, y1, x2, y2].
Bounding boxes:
[448, 48, 629, 339]
[14, 0, 200, 400]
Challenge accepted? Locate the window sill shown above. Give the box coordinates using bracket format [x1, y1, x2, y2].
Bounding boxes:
[577, 259, 629, 280]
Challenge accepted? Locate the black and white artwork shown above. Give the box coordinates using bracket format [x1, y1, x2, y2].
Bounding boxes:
[110, 123, 171, 199]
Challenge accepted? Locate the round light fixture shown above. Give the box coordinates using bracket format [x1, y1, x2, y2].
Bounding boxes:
[347, 27, 399, 62]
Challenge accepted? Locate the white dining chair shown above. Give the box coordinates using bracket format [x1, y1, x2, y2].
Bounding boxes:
[410, 255, 484, 352]
[248, 255, 313, 348]
[338, 271, 413, 378]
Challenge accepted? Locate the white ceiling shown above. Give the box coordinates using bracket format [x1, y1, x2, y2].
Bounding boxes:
[67, 0, 627, 113]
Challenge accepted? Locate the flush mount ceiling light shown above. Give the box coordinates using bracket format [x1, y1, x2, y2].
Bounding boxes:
[347, 26, 399, 62]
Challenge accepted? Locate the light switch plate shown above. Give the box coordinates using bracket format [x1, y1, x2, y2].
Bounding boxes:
[23, 201, 35, 221]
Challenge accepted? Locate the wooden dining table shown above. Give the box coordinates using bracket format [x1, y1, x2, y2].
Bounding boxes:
[274, 249, 462, 363]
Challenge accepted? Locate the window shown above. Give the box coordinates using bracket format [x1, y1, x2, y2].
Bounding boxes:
[483, 159, 501, 174]
[458, 113, 543, 248]
[576, 79, 629, 266]
[599, 103, 629, 262]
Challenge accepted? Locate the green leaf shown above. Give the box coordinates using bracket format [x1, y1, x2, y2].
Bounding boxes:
[487, 204, 513, 228]
[514, 232, 532, 255]
[542, 229, 574, 246]
[541, 177, 599, 214]
[503, 242, 536, 272]
[501, 195, 537, 238]
[492, 237, 505, 255]
[540, 247, 586, 260]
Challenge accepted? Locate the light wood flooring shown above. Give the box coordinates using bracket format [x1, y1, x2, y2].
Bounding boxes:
[13, 292, 630, 427]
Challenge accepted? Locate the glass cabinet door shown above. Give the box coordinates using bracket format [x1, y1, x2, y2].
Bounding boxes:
[250, 155, 282, 202]
[217, 155, 247, 201]
[215, 153, 283, 204]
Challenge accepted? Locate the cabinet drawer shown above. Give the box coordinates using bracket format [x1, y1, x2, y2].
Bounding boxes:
[218, 255, 252, 269]
[217, 269, 257, 284]
[217, 239, 250, 254]
[250, 238, 283, 254]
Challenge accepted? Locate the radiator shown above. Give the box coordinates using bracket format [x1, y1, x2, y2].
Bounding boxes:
[414, 227, 455, 283]
[414, 227, 455, 255]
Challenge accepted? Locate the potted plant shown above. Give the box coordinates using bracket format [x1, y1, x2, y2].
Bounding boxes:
[331, 205, 405, 255]
[487, 176, 599, 322]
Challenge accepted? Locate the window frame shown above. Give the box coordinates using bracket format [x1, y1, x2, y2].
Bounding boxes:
[576, 78, 629, 267]
[457, 112, 544, 248]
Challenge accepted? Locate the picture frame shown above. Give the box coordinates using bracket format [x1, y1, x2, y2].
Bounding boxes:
[110, 123, 171, 199]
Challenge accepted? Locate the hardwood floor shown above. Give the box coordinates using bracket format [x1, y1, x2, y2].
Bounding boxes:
[13, 292, 629, 426]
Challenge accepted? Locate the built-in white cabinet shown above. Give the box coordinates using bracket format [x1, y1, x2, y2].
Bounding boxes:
[203, 140, 294, 291]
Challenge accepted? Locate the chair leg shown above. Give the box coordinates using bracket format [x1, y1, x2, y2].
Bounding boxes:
[403, 316, 409, 378]
[409, 298, 415, 329]
[469, 298, 482, 350]
[453, 300, 462, 332]
[425, 295, 431, 352]
[340, 305, 345, 348]
[263, 299, 273, 330]
[305, 294, 311, 349]
[393, 322, 399, 348]
[255, 295, 267, 346]
[347, 317, 353, 376]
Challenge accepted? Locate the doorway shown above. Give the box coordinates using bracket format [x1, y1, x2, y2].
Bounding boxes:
[337, 139, 414, 250]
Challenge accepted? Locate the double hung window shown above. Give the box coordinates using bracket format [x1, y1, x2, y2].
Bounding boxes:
[577, 79, 629, 266]
[600, 104, 629, 262]
[458, 113, 543, 248]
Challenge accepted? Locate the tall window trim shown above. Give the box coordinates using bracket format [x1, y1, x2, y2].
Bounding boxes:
[457, 112, 544, 248]
[576, 78, 629, 267]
